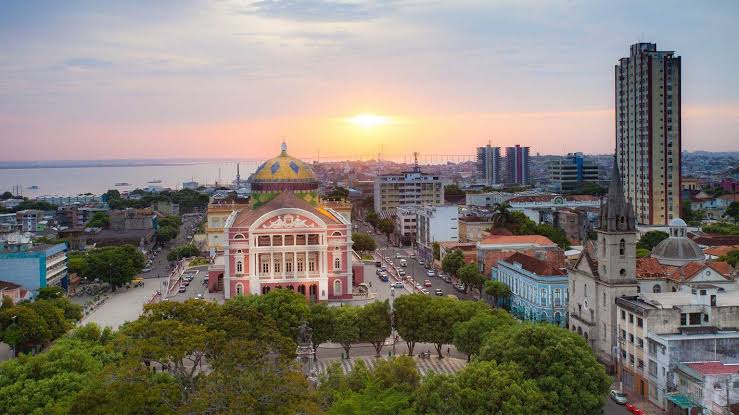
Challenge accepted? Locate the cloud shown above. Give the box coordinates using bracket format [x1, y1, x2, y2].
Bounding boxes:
[63, 57, 112, 70]
[233, 0, 399, 22]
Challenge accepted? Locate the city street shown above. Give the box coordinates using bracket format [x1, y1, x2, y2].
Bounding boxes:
[354, 219, 475, 301]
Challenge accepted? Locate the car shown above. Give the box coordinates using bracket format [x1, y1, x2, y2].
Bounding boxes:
[423, 280, 432, 287]
[178, 286, 187, 293]
[434, 289, 444, 296]
[196, 293, 204, 300]
[384, 256, 390, 261]
[380, 266, 388, 272]
[376, 269, 383, 276]
[444, 276, 452, 283]
[183, 280, 190, 286]
[395, 253, 402, 258]
[418, 259, 425, 265]
[142, 267, 152, 273]
[426, 270, 435, 277]
[375, 261, 382, 267]
[398, 269, 406, 276]
[391, 282, 404, 289]
[421, 288, 430, 295]
[400, 259, 407, 267]
[609, 390, 628, 405]
[388, 260, 394, 266]
[409, 253, 416, 258]
[415, 283, 422, 290]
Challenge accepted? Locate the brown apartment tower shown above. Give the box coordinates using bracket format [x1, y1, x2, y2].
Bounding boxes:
[615, 43, 681, 225]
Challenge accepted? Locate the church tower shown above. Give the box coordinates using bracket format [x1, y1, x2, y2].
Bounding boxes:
[597, 161, 637, 284]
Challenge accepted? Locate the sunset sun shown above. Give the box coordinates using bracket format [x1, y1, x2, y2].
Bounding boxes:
[346, 113, 391, 128]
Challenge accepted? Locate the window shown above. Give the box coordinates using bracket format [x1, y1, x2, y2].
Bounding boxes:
[629, 333, 634, 343]
[541, 288, 547, 306]
[286, 261, 292, 273]
[258, 235, 271, 246]
[620, 239, 625, 256]
[297, 257, 304, 272]
[334, 257, 341, 270]
[307, 234, 319, 245]
[621, 329, 626, 339]
[637, 338, 644, 348]
[621, 310, 626, 320]
[236, 261, 243, 273]
[554, 289, 561, 306]
[272, 235, 282, 246]
[284, 235, 294, 245]
[234, 234, 245, 240]
[653, 284, 661, 293]
[236, 283, 244, 295]
[584, 284, 587, 298]
[689, 313, 701, 325]
[296, 235, 306, 245]
[333, 279, 342, 296]
[602, 292, 606, 307]
[629, 313, 634, 323]
[308, 256, 316, 272]
[637, 317, 643, 328]
[680, 313, 687, 325]
[261, 262, 269, 274]
[274, 259, 281, 273]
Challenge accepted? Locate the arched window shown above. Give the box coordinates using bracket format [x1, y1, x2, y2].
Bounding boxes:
[620, 269, 626, 276]
[234, 234, 245, 240]
[274, 258, 281, 273]
[236, 283, 244, 295]
[602, 292, 606, 306]
[554, 312, 561, 325]
[334, 257, 341, 270]
[236, 261, 243, 273]
[333, 280, 342, 296]
[619, 239, 625, 256]
[297, 256, 304, 272]
[653, 284, 661, 293]
[584, 284, 588, 297]
[332, 231, 342, 236]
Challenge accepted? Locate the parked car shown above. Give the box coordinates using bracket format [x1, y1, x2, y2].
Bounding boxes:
[423, 280, 432, 287]
[415, 283, 422, 290]
[142, 267, 152, 273]
[196, 293, 204, 300]
[395, 253, 402, 259]
[392, 282, 404, 289]
[178, 286, 187, 293]
[400, 259, 407, 267]
[398, 269, 406, 276]
[610, 390, 628, 405]
[418, 259, 425, 266]
[434, 289, 444, 296]
[426, 270, 435, 277]
[421, 288, 430, 295]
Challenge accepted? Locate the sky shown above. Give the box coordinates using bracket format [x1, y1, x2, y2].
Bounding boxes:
[1, 0, 738, 161]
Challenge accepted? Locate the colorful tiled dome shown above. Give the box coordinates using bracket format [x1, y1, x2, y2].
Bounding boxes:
[250, 143, 319, 192]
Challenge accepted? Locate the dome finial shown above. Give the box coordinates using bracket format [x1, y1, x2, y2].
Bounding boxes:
[281, 139, 287, 155]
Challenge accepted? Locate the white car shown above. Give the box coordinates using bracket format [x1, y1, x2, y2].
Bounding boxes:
[426, 270, 435, 277]
[398, 269, 406, 276]
[391, 282, 404, 289]
[415, 283, 422, 290]
[142, 267, 152, 273]
[395, 253, 402, 259]
[609, 390, 627, 405]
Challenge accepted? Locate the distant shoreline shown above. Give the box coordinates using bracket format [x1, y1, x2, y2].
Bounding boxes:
[0, 159, 262, 170]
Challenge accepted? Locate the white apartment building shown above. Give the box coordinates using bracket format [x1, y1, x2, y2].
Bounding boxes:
[374, 168, 444, 214]
[415, 205, 458, 264]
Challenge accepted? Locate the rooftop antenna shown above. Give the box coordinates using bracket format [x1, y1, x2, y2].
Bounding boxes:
[413, 151, 420, 172]
[236, 163, 241, 188]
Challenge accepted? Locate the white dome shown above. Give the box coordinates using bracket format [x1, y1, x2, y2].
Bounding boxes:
[669, 218, 687, 227]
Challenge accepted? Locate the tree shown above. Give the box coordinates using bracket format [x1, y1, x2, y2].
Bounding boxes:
[484, 279, 511, 308]
[167, 244, 200, 261]
[156, 226, 178, 244]
[378, 218, 394, 242]
[308, 302, 336, 357]
[0, 191, 13, 200]
[573, 181, 606, 196]
[725, 201, 739, 223]
[393, 294, 429, 356]
[453, 310, 514, 360]
[83, 244, 146, 290]
[457, 263, 485, 297]
[326, 187, 349, 200]
[351, 232, 377, 254]
[366, 211, 379, 230]
[0, 304, 51, 354]
[703, 221, 739, 235]
[682, 199, 705, 226]
[419, 297, 464, 358]
[636, 248, 651, 258]
[432, 242, 440, 261]
[67, 252, 88, 275]
[415, 361, 546, 415]
[492, 202, 513, 228]
[441, 249, 465, 278]
[158, 215, 182, 229]
[86, 211, 110, 228]
[478, 323, 610, 415]
[637, 230, 669, 251]
[444, 184, 464, 197]
[230, 289, 310, 340]
[331, 306, 360, 358]
[719, 249, 739, 267]
[358, 300, 391, 357]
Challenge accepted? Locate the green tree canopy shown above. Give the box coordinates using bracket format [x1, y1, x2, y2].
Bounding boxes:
[719, 249, 739, 267]
[351, 232, 377, 253]
[453, 310, 514, 360]
[702, 221, 739, 235]
[637, 230, 669, 251]
[484, 279, 511, 308]
[86, 211, 110, 228]
[82, 244, 146, 290]
[432, 242, 440, 260]
[331, 306, 360, 358]
[457, 263, 485, 297]
[478, 323, 610, 415]
[393, 294, 430, 356]
[0, 191, 13, 200]
[167, 244, 200, 261]
[366, 211, 379, 230]
[378, 218, 395, 241]
[441, 249, 465, 277]
[358, 300, 391, 357]
[725, 201, 739, 223]
[156, 226, 178, 244]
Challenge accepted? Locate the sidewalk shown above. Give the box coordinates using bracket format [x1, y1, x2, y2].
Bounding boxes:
[613, 382, 665, 415]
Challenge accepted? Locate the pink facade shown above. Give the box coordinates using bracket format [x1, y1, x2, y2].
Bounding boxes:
[220, 202, 353, 302]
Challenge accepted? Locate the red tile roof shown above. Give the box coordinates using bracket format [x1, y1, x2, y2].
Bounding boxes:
[707, 261, 734, 277]
[479, 234, 556, 246]
[507, 195, 600, 204]
[704, 245, 739, 257]
[501, 252, 566, 276]
[636, 259, 733, 282]
[0, 280, 22, 290]
[687, 361, 739, 376]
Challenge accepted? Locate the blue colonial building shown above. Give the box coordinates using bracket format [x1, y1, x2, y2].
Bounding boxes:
[492, 252, 568, 326]
[0, 240, 68, 296]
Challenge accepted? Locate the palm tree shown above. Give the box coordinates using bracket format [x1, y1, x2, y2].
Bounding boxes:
[491, 202, 512, 229]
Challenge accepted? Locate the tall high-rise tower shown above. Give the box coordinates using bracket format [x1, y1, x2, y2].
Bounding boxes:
[504, 145, 530, 185]
[615, 42, 681, 225]
[476, 143, 501, 186]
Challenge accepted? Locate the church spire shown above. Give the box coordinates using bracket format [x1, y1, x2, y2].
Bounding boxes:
[600, 157, 636, 232]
